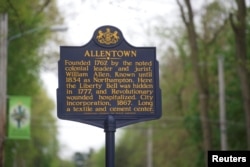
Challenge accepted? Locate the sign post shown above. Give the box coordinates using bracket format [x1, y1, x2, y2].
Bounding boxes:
[104, 115, 116, 167]
[57, 25, 161, 166]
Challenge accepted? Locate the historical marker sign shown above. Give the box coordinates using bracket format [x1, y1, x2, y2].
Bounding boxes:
[57, 25, 161, 128]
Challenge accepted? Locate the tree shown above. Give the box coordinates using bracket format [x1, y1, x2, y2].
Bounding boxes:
[0, 0, 64, 166]
[176, 0, 212, 163]
[229, 0, 250, 149]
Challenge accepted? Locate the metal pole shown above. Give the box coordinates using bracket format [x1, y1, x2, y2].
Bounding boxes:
[104, 115, 116, 167]
[147, 126, 153, 167]
[218, 55, 227, 150]
[0, 13, 8, 167]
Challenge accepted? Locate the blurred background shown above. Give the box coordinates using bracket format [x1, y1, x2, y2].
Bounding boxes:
[0, 0, 250, 166]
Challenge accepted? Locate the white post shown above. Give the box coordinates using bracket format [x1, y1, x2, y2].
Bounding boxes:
[0, 13, 8, 167]
[147, 126, 153, 167]
[218, 55, 227, 150]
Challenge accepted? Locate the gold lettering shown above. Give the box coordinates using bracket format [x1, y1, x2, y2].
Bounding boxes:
[110, 107, 132, 112]
[134, 107, 154, 112]
[96, 89, 107, 94]
[106, 83, 118, 88]
[138, 100, 153, 107]
[134, 66, 151, 72]
[119, 84, 131, 89]
[93, 66, 112, 71]
[79, 83, 102, 89]
[73, 106, 93, 112]
[65, 60, 91, 66]
[66, 72, 88, 77]
[65, 66, 88, 71]
[93, 78, 133, 83]
[95, 106, 107, 112]
[98, 95, 136, 101]
[123, 60, 132, 66]
[66, 95, 93, 101]
[63, 54, 157, 115]
[94, 72, 110, 77]
[66, 83, 76, 88]
[115, 72, 134, 77]
[94, 60, 108, 66]
[84, 50, 137, 58]
[66, 77, 80, 83]
[111, 60, 119, 66]
[132, 83, 153, 88]
[66, 100, 110, 106]
[138, 72, 152, 77]
[137, 78, 152, 83]
[135, 61, 152, 66]
[66, 89, 73, 94]
[117, 67, 130, 71]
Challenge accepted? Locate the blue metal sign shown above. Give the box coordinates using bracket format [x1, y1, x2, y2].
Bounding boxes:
[57, 25, 161, 128]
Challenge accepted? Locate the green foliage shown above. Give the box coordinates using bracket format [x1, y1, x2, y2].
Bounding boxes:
[0, 0, 66, 166]
[90, 147, 106, 167]
[116, 128, 148, 167]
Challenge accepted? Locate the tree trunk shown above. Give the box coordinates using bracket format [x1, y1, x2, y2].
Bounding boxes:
[0, 13, 8, 167]
[177, 0, 212, 165]
[229, 0, 250, 149]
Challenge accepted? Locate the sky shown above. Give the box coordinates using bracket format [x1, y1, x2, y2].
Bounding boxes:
[42, 0, 178, 158]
